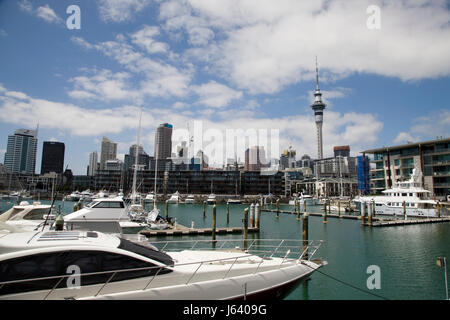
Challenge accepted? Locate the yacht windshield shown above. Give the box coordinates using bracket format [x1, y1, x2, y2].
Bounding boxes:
[118, 238, 174, 267]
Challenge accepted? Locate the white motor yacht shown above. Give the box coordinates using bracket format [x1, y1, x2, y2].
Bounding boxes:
[355, 169, 449, 218]
[289, 193, 316, 206]
[66, 191, 82, 202]
[63, 197, 147, 233]
[144, 192, 156, 203]
[167, 191, 180, 204]
[227, 198, 242, 204]
[206, 193, 216, 204]
[0, 201, 55, 232]
[0, 231, 325, 300]
[184, 195, 195, 204]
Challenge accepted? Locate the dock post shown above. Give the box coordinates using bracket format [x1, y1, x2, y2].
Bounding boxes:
[296, 199, 301, 221]
[203, 201, 206, 219]
[165, 200, 169, 220]
[372, 199, 375, 218]
[302, 213, 309, 260]
[323, 201, 327, 215]
[255, 203, 260, 229]
[437, 202, 441, 218]
[368, 202, 373, 226]
[212, 204, 217, 241]
[243, 208, 249, 250]
[226, 202, 230, 224]
[328, 200, 331, 214]
[338, 200, 341, 218]
[403, 201, 407, 220]
[250, 203, 255, 228]
[361, 201, 366, 226]
[304, 199, 307, 213]
[276, 199, 280, 219]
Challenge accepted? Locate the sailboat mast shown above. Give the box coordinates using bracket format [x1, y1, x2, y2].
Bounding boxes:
[132, 108, 142, 204]
[153, 139, 158, 210]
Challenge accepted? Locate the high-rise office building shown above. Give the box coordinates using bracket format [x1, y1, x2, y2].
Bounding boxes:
[311, 58, 326, 160]
[154, 123, 173, 159]
[100, 137, 117, 170]
[40, 141, 65, 174]
[124, 144, 150, 170]
[88, 151, 98, 176]
[4, 128, 38, 174]
[244, 146, 267, 171]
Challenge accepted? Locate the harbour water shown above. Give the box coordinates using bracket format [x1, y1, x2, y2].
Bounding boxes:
[1, 199, 449, 300]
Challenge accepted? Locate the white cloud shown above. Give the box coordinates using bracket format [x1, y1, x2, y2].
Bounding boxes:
[18, 0, 32, 13]
[35, 5, 63, 24]
[0, 85, 383, 166]
[19, 2, 63, 25]
[130, 25, 169, 54]
[0, 29, 7, 37]
[98, 0, 152, 23]
[192, 81, 243, 108]
[160, 0, 450, 94]
[394, 110, 450, 144]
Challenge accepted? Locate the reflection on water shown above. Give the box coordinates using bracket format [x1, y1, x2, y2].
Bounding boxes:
[1, 199, 449, 300]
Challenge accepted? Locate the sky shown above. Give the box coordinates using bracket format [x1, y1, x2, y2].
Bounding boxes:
[0, 0, 449, 175]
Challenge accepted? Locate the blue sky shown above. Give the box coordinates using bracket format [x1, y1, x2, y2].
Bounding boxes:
[0, 0, 449, 174]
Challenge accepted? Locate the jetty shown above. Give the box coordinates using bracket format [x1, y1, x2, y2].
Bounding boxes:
[139, 224, 259, 236]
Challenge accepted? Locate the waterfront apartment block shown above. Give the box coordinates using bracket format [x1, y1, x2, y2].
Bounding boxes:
[72, 169, 283, 196]
[362, 138, 450, 199]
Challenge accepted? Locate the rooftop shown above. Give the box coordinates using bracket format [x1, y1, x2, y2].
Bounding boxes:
[361, 137, 450, 154]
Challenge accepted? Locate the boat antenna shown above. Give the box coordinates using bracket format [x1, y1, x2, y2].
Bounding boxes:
[132, 107, 142, 205]
[41, 192, 57, 232]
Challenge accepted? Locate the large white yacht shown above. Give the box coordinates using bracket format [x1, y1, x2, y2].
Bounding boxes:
[184, 194, 195, 204]
[63, 197, 147, 233]
[143, 192, 156, 203]
[206, 193, 216, 204]
[0, 230, 325, 300]
[167, 191, 180, 204]
[355, 169, 449, 218]
[289, 193, 316, 206]
[0, 201, 55, 231]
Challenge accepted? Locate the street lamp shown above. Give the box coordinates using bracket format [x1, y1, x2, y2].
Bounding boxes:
[437, 257, 449, 300]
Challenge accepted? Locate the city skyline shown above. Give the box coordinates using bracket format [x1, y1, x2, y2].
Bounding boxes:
[0, 1, 449, 174]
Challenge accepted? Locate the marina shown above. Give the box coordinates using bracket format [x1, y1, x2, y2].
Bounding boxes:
[1, 198, 450, 300]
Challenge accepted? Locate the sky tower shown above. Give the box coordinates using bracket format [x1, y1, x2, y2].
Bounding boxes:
[311, 57, 326, 160]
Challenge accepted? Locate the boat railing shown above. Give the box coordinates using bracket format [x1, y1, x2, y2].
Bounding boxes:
[0, 239, 322, 299]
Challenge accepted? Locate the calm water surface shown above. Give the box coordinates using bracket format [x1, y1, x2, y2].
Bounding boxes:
[1, 199, 449, 300]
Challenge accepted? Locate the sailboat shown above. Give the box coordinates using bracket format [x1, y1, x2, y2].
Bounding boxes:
[127, 109, 148, 223]
[206, 180, 216, 204]
[146, 135, 169, 230]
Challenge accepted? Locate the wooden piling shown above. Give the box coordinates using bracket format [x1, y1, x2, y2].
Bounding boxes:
[323, 200, 328, 224]
[226, 202, 230, 224]
[296, 199, 301, 221]
[276, 199, 280, 219]
[243, 208, 249, 250]
[403, 201, 407, 220]
[368, 202, 373, 226]
[203, 201, 206, 219]
[212, 204, 217, 241]
[165, 200, 169, 220]
[304, 200, 307, 213]
[255, 203, 260, 229]
[338, 200, 341, 218]
[372, 199, 375, 218]
[328, 200, 331, 214]
[437, 202, 441, 218]
[250, 203, 255, 228]
[361, 202, 366, 226]
[302, 213, 309, 260]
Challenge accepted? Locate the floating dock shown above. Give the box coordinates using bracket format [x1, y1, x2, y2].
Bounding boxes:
[139, 224, 259, 236]
[366, 217, 450, 227]
[261, 209, 370, 220]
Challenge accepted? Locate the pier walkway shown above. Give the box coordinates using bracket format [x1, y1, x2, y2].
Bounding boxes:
[139, 224, 259, 237]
